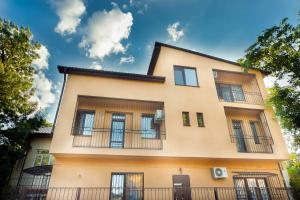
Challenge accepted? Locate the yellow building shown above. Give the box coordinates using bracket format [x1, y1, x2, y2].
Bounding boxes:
[15, 42, 291, 199]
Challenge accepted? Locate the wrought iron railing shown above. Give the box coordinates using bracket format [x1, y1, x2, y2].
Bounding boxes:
[231, 135, 273, 153]
[72, 128, 166, 150]
[1, 186, 295, 200]
[217, 90, 264, 105]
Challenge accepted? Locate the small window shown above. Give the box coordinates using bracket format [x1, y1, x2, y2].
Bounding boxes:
[174, 66, 198, 86]
[74, 110, 95, 135]
[33, 149, 53, 166]
[182, 112, 190, 126]
[141, 114, 159, 139]
[196, 113, 205, 127]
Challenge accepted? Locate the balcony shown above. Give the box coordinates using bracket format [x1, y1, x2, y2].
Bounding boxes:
[213, 70, 264, 105]
[225, 108, 273, 153]
[72, 96, 166, 150]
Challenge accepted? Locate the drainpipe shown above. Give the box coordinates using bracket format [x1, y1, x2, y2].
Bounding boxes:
[51, 71, 67, 133]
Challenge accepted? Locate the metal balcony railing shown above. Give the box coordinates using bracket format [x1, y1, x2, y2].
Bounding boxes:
[72, 127, 165, 150]
[1, 186, 294, 200]
[231, 135, 273, 153]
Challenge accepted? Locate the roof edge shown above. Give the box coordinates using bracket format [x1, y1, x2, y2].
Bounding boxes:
[57, 66, 166, 83]
[147, 42, 270, 76]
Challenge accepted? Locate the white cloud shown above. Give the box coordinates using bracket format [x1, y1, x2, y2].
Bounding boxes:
[264, 74, 291, 88]
[30, 45, 55, 110]
[32, 45, 50, 70]
[120, 56, 135, 64]
[79, 8, 133, 59]
[31, 72, 55, 110]
[53, 0, 86, 35]
[167, 22, 184, 42]
[89, 61, 103, 70]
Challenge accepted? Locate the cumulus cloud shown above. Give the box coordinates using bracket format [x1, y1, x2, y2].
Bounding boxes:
[30, 45, 55, 110]
[79, 8, 133, 59]
[167, 22, 184, 42]
[52, 0, 86, 35]
[32, 45, 50, 70]
[89, 61, 103, 70]
[120, 56, 135, 64]
[31, 73, 56, 110]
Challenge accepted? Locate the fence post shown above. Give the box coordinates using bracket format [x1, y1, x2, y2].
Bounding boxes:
[76, 187, 81, 200]
[214, 188, 219, 200]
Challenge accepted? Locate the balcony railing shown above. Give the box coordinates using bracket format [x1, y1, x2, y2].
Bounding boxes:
[1, 186, 294, 200]
[72, 128, 165, 150]
[217, 89, 264, 105]
[231, 135, 273, 153]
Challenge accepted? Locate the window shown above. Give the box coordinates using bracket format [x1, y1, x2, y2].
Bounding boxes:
[182, 112, 190, 126]
[234, 177, 270, 200]
[110, 173, 144, 200]
[250, 121, 260, 144]
[216, 84, 245, 102]
[174, 66, 198, 86]
[196, 113, 205, 127]
[33, 150, 53, 166]
[141, 114, 159, 139]
[110, 113, 126, 148]
[74, 110, 95, 135]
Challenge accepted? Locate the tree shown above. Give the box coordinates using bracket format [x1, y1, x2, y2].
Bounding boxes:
[0, 19, 46, 190]
[238, 14, 300, 149]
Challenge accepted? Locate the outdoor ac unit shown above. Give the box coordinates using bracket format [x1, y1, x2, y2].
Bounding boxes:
[154, 109, 164, 123]
[213, 71, 218, 79]
[211, 167, 228, 179]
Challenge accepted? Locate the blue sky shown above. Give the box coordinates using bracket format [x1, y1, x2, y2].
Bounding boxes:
[1, 0, 300, 123]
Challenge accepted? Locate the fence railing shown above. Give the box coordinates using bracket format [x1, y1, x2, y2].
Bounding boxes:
[231, 135, 273, 153]
[1, 186, 296, 200]
[72, 128, 165, 150]
[218, 91, 264, 105]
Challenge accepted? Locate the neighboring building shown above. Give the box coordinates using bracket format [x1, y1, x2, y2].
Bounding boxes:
[9, 127, 54, 188]
[12, 42, 291, 199]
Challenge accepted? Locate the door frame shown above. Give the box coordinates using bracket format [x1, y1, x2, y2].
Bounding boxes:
[110, 113, 126, 148]
[172, 175, 191, 200]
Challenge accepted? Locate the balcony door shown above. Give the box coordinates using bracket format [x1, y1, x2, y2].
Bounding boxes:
[110, 113, 126, 148]
[232, 120, 247, 152]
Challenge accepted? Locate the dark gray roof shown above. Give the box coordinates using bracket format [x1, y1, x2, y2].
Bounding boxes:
[31, 127, 53, 138]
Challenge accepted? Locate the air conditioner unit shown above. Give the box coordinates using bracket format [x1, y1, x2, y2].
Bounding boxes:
[154, 109, 164, 123]
[211, 167, 228, 179]
[213, 71, 218, 79]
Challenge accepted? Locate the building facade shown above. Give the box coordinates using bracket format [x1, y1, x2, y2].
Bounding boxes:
[24, 42, 291, 199]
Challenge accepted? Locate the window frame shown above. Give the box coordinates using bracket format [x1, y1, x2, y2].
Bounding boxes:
[249, 121, 261, 144]
[182, 111, 191, 126]
[110, 172, 144, 200]
[140, 113, 160, 139]
[33, 149, 53, 167]
[73, 109, 95, 136]
[216, 83, 245, 102]
[196, 112, 205, 127]
[173, 66, 199, 87]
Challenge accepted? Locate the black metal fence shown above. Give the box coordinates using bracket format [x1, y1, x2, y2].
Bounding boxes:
[1, 187, 296, 200]
[232, 135, 273, 153]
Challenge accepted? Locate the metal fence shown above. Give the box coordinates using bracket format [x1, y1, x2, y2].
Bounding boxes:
[1, 187, 296, 200]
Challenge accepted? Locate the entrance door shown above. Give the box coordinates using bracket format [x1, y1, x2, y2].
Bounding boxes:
[110, 113, 126, 148]
[173, 175, 191, 200]
[232, 120, 247, 152]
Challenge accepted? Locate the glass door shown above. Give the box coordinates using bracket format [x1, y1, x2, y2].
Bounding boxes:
[110, 113, 126, 148]
[232, 120, 247, 152]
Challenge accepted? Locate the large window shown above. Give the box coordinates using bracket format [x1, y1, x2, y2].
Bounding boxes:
[141, 114, 159, 139]
[234, 177, 270, 200]
[33, 149, 53, 166]
[110, 173, 144, 200]
[216, 84, 245, 102]
[74, 110, 95, 135]
[174, 66, 198, 86]
[250, 121, 260, 144]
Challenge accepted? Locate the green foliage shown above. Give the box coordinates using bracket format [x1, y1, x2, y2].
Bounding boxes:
[0, 19, 46, 190]
[239, 13, 300, 149]
[287, 153, 300, 198]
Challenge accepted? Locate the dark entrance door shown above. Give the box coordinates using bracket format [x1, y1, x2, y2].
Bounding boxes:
[173, 175, 191, 200]
[232, 120, 247, 152]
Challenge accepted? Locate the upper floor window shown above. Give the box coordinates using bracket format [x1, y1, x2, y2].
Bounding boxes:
[216, 83, 245, 102]
[33, 149, 53, 166]
[196, 113, 205, 127]
[174, 66, 198, 86]
[182, 112, 190, 126]
[74, 110, 95, 135]
[141, 114, 159, 139]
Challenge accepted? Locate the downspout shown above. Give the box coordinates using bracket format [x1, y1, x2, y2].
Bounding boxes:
[51, 71, 67, 133]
